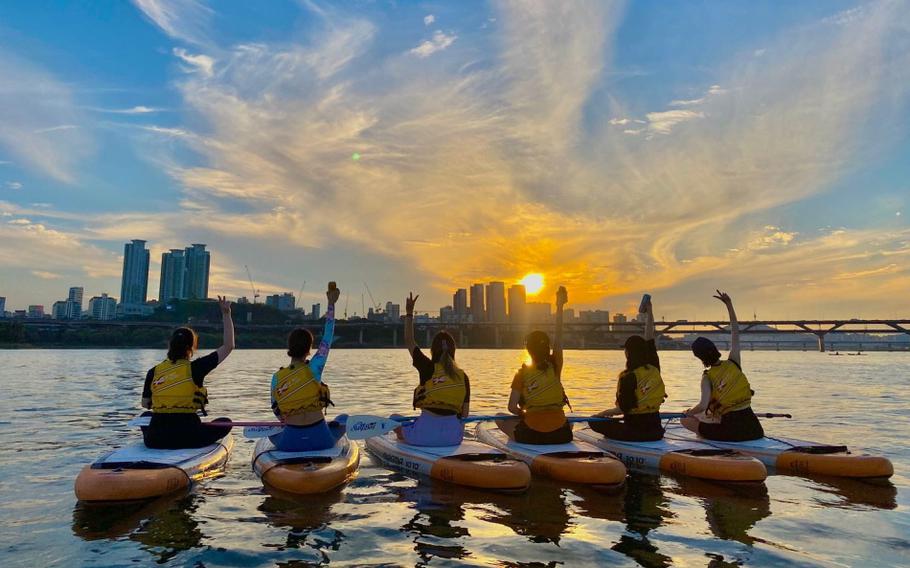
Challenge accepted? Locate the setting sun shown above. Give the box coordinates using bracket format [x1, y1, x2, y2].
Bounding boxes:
[519, 273, 545, 295]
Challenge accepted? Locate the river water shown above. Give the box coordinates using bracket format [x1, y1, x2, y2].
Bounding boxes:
[0, 349, 906, 567]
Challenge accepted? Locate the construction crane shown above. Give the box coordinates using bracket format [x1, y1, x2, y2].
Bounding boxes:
[244, 265, 260, 304]
[343, 293, 349, 319]
[363, 282, 381, 312]
[297, 280, 307, 304]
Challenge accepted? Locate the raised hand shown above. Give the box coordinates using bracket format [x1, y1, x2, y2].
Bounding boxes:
[405, 291, 419, 315]
[326, 281, 340, 305]
[713, 289, 732, 306]
[556, 286, 568, 307]
[217, 295, 231, 316]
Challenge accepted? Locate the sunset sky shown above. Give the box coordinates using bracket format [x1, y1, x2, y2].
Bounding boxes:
[0, 1, 907, 319]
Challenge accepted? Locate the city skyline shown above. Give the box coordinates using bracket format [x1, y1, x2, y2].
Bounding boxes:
[0, 2, 908, 320]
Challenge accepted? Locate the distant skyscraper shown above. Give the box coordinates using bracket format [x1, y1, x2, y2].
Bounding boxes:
[453, 289, 468, 319]
[440, 306, 455, 323]
[266, 293, 296, 312]
[120, 239, 150, 307]
[385, 301, 400, 322]
[27, 305, 45, 318]
[526, 302, 551, 323]
[311, 303, 321, 320]
[159, 249, 187, 302]
[66, 286, 83, 318]
[52, 301, 68, 320]
[89, 293, 117, 320]
[508, 284, 527, 323]
[184, 244, 210, 300]
[579, 309, 610, 323]
[563, 308, 575, 321]
[613, 313, 627, 324]
[470, 284, 485, 322]
[485, 282, 507, 323]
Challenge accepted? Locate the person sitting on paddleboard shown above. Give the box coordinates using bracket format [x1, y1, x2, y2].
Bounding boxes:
[590, 294, 666, 441]
[269, 282, 344, 451]
[681, 290, 764, 441]
[141, 296, 235, 449]
[395, 291, 471, 446]
[498, 286, 573, 444]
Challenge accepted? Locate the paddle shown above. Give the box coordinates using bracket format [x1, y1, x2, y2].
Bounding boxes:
[661, 412, 792, 421]
[127, 416, 284, 428]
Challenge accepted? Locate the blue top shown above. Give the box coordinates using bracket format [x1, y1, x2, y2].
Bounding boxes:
[270, 302, 336, 417]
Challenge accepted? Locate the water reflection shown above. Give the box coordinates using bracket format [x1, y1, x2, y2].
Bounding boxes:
[258, 487, 346, 563]
[797, 475, 898, 510]
[72, 492, 205, 564]
[672, 477, 771, 545]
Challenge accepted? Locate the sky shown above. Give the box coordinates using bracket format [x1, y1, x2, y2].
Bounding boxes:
[0, 0, 908, 319]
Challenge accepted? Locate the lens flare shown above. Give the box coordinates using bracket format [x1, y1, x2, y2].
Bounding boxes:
[519, 273, 545, 295]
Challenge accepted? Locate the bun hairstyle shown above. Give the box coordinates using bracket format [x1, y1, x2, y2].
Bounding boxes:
[287, 328, 314, 360]
[692, 336, 722, 367]
[525, 330, 553, 371]
[430, 331, 459, 378]
[167, 327, 198, 362]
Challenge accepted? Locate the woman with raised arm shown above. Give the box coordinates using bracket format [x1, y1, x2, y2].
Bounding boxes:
[590, 295, 666, 441]
[498, 286, 573, 444]
[269, 282, 344, 451]
[141, 296, 235, 449]
[681, 290, 764, 441]
[394, 292, 471, 446]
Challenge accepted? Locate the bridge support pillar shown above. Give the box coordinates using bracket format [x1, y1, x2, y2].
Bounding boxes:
[815, 333, 826, 352]
[358, 328, 364, 345]
[494, 326, 501, 348]
[426, 328, 431, 346]
[458, 328, 464, 346]
[580, 335, 586, 349]
[392, 327, 397, 347]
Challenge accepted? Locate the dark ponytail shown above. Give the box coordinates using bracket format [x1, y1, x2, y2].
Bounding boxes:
[525, 330, 553, 371]
[430, 331, 459, 378]
[287, 328, 314, 359]
[168, 327, 197, 362]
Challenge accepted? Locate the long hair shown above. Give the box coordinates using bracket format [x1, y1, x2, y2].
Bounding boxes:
[430, 331, 459, 378]
[167, 327, 198, 362]
[623, 335, 652, 372]
[525, 330, 554, 371]
[287, 328, 314, 359]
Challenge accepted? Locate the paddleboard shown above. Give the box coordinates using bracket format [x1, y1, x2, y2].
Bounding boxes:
[474, 422, 626, 487]
[74, 435, 234, 502]
[365, 431, 531, 491]
[665, 423, 893, 479]
[574, 426, 766, 482]
[252, 436, 360, 494]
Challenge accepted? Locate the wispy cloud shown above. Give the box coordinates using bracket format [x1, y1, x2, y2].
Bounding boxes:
[173, 47, 215, 77]
[132, 0, 213, 45]
[410, 30, 458, 58]
[92, 105, 165, 114]
[424, 14, 435, 27]
[5, 181, 22, 190]
[31, 270, 62, 280]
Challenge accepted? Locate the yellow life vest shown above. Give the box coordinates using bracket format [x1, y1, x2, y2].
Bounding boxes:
[150, 359, 208, 414]
[619, 364, 667, 415]
[413, 363, 467, 413]
[273, 363, 333, 417]
[519, 365, 569, 413]
[705, 360, 753, 416]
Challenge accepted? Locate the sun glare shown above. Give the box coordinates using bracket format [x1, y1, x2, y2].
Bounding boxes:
[519, 273, 545, 295]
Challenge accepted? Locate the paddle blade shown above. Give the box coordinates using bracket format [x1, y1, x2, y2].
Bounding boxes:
[345, 415, 403, 440]
[243, 425, 285, 439]
[128, 416, 151, 427]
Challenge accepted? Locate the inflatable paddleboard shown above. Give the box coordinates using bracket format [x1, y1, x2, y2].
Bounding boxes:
[665, 424, 893, 479]
[74, 435, 234, 502]
[365, 431, 531, 491]
[474, 422, 626, 487]
[574, 427, 766, 482]
[252, 436, 360, 495]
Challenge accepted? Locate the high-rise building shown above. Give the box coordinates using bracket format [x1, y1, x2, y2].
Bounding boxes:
[66, 286, 83, 318]
[184, 244, 210, 300]
[311, 303, 321, 320]
[485, 282, 507, 323]
[470, 283, 485, 322]
[579, 309, 610, 323]
[613, 313, 627, 324]
[120, 239, 150, 308]
[27, 305, 45, 318]
[508, 284, 527, 323]
[385, 301, 400, 322]
[440, 306, 455, 323]
[266, 293, 296, 312]
[159, 249, 187, 302]
[526, 302, 551, 323]
[89, 293, 117, 320]
[0, 296, 5, 317]
[563, 308, 575, 322]
[52, 301, 68, 319]
[453, 289, 468, 319]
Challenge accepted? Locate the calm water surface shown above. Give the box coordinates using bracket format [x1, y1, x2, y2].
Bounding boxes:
[0, 349, 907, 567]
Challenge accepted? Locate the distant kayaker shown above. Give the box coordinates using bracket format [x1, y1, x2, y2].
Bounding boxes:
[268, 282, 344, 451]
[681, 290, 764, 441]
[395, 291, 471, 446]
[590, 294, 666, 441]
[498, 286, 573, 444]
[141, 296, 235, 449]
